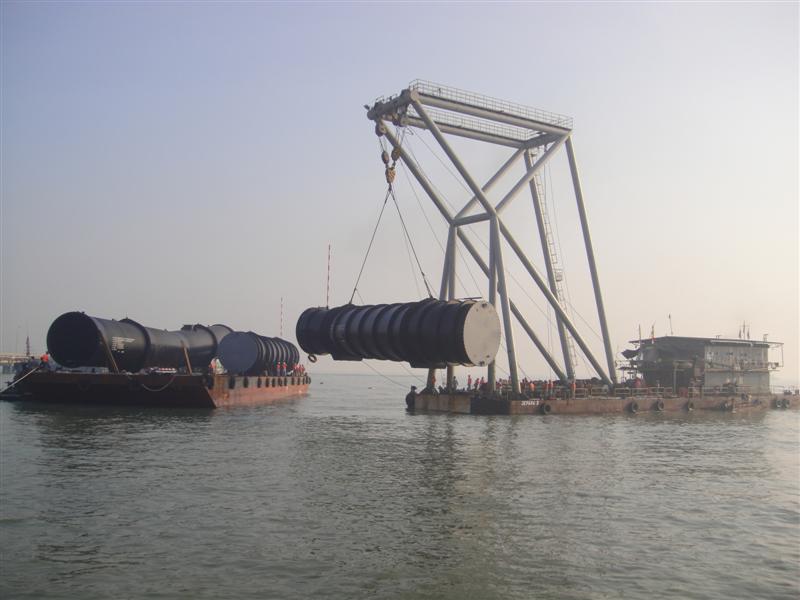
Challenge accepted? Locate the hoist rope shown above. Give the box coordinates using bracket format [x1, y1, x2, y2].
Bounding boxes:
[400, 227, 422, 299]
[349, 187, 391, 304]
[361, 360, 418, 389]
[351, 127, 434, 304]
[388, 185, 434, 298]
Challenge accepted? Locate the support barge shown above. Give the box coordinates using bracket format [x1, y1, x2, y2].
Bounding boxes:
[412, 388, 792, 416]
[4, 371, 310, 409]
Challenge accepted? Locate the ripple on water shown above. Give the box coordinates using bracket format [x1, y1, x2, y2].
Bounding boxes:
[1, 376, 798, 599]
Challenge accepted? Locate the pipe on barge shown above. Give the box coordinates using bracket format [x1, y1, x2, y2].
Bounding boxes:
[47, 311, 232, 372]
[296, 299, 500, 367]
[217, 332, 300, 375]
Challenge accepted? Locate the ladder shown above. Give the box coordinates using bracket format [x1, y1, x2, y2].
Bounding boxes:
[531, 161, 579, 373]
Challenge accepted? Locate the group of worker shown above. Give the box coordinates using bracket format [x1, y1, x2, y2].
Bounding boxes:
[208, 360, 307, 377]
[271, 362, 305, 377]
[409, 372, 613, 401]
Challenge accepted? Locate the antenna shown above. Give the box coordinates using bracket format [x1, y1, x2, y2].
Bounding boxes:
[280, 297, 283, 338]
[326, 243, 331, 308]
[668, 314, 673, 335]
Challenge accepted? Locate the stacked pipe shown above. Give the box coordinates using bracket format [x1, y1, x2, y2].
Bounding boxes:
[216, 332, 300, 376]
[47, 311, 232, 373]
[295, 299, 501, 368]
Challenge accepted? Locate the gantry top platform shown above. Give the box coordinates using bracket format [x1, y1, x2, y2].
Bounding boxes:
[368, 80, 573, 148]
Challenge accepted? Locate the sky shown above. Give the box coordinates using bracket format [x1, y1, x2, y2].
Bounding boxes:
[1, 2, 798, 386]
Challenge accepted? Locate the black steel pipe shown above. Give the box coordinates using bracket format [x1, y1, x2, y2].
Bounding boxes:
[47, 311, 232, 372]
[217, 332, 300, 376]
[295, 299, 500, 368]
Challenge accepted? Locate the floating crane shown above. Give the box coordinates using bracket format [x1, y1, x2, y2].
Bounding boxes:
[365, 80, 617, 394]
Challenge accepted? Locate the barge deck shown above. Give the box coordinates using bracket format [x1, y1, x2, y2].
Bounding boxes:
[413, 389, 794, 415]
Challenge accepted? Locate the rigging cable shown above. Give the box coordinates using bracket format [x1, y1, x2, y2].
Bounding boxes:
[353, 127, 433, 302]
[361, 360, 421, 388]
[349, 186, 391, 304]
[388, 185, 434, 298]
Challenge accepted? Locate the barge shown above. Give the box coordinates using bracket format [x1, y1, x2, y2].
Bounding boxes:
[0, 311, 311, 409]
[2, 370, 310, 409]
[408, 335, 792, 415]
[411, 387, 792, 416]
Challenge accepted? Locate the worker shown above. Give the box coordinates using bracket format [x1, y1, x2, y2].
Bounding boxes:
[467, 374, 472, 390]
[405, 385, 417, 411]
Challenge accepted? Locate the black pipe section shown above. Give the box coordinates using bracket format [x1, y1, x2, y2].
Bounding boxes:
[296, 299, 501, 368]
[216, 332, 300, 376]
[47, 311, 232, 372]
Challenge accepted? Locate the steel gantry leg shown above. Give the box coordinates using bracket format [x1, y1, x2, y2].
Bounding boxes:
[487, 218, 498, 391]
[565, 137, 617, 384]
[497, 219, 612, 387]
[491, 215, 520, 392]
[525, 150, 575, 380]
[445, 226, 456, 389]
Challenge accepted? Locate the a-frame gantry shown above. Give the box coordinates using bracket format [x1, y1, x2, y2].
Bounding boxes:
[367, 81, 617, 393]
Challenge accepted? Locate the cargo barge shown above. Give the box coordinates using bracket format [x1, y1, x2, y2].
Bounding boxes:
[3, 371, 310, 409]
[0, 311, 311, 409]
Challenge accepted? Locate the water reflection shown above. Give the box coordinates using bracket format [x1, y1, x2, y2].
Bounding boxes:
[1, 375, 797, 600]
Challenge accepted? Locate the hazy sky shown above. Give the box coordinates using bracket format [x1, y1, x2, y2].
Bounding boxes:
[2, 2, 798, 385]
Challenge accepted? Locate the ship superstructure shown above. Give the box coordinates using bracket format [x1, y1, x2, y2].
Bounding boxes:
[622, 336, 783, 395]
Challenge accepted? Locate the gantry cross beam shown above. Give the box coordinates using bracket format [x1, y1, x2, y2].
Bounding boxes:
[367, 81, 617, 392]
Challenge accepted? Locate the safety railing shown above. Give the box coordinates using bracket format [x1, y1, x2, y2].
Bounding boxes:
[408, 80, 573, 129]
[407, 105, 541, 143]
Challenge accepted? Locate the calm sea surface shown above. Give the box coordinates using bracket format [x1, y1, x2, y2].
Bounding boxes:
[1, 372, 798, 599]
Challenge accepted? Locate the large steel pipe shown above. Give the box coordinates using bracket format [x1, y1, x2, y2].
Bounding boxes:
[217, 332, 300, 375]
[296, 299, 500, 367]
[47, 311, 232, 372]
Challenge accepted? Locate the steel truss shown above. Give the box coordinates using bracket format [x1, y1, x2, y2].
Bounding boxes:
[366, 81, 617, 392]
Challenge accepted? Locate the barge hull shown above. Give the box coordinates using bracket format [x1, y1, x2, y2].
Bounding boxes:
[3, 371, 310, 409]
[414, 392, 792, 415]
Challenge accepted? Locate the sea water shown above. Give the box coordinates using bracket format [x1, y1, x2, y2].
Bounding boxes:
[1, 373, 798, 599]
